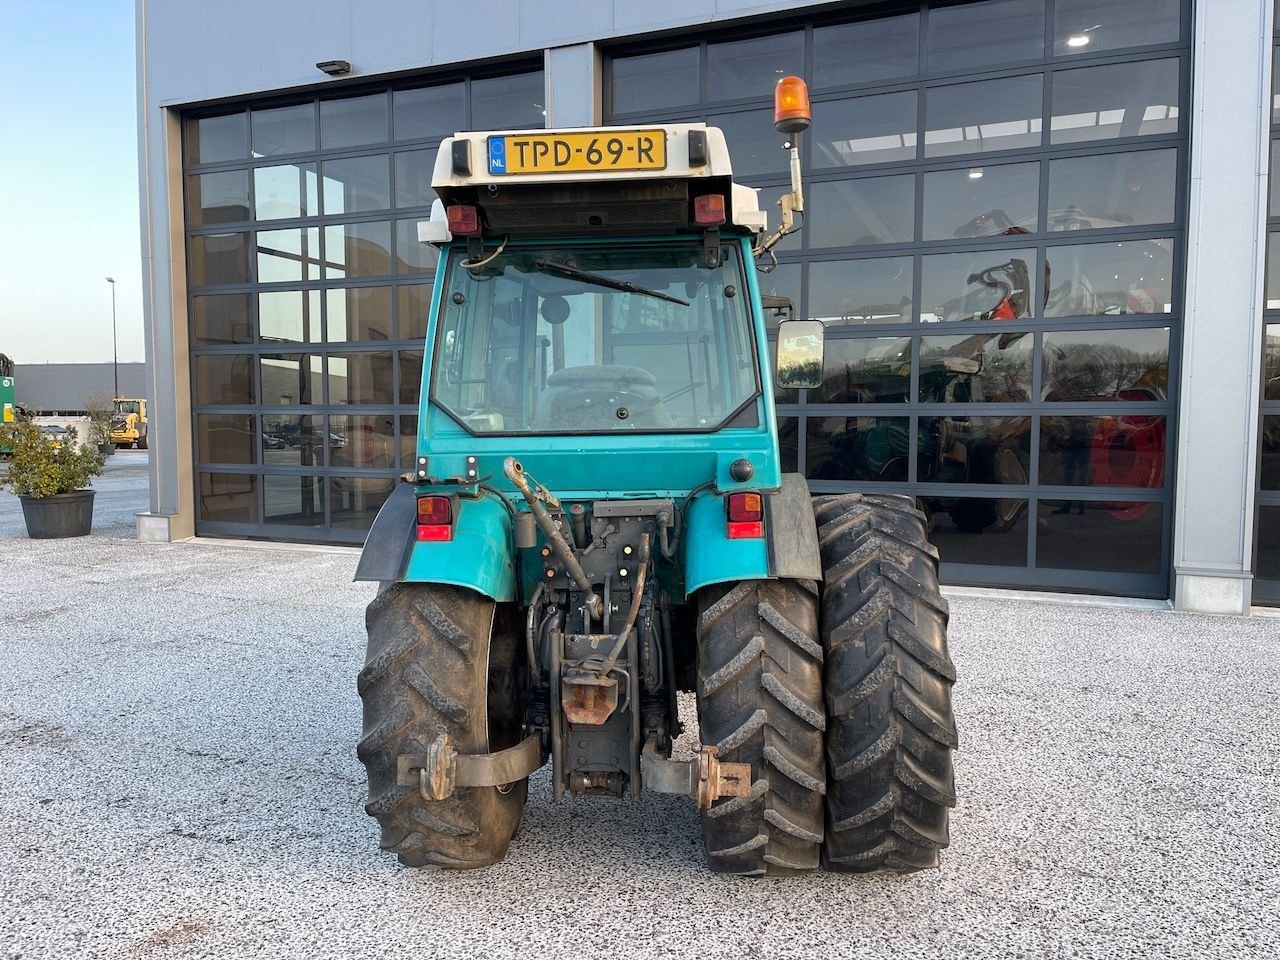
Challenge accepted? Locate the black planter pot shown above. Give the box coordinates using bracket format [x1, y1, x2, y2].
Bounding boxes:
[18, 490, 95, 539]
[97, 442, 114, 456]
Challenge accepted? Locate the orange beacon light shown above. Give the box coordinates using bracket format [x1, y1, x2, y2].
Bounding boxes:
[774, 76, 812, 134]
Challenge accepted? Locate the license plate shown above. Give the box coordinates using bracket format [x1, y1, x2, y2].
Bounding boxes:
[488, 130, 667, 175]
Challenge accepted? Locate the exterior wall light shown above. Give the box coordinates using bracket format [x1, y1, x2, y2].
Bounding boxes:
[316, 60, 352, 76]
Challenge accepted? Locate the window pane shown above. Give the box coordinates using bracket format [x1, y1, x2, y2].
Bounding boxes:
[264, 475, 325, 527]
[394, 83, 466, 141]
[254, 164, 317, 221]
[399, 351, 424, 405]
[1037, 500, 1163, 573]
[921, 248, 1037, 322]
[471, 71, 545, 130]
[1051, 59, 1180, 145]
[807, 417, 910, 482]
[808, 176, 915, 248]
[1260, 417, 1280, 490]
[261, 414, 323, 467]
[187, 113, 246, 164]
[322, 155, 391, 215]
[320, 94, 388, 149]
[925, 497, 1028, 564]
[612, 47, 699, 113]
[323, 221, 393, 279]
[1042, 328, 1171, 402]
[919, 332, 1034, 402]
[199, 473, 258, 523]
[251, 103, 315, 157]
[193, 355, 255, 405]
[1265, 324, 1280, 395]
[1269, 234, 1280, 309]
[810, 257, 913, 325]
[918, 416, 1032, 484]
[189, 233, 250, 286]
[331, 415, 398, 470]
[395, 149, 435, 208]
[811, 336, 912, 403]
[399, 415, 419, 467]
[258, 290, 322, 343]
[196, 414, 256, 464]
[328, 286, 392, 343]
[927, 0, 1045, 73]
[707, 32, 804, 102]
[1054, 0, 1180, 56]
[922, 162, 1039, 240]
[397, 218, 441, 274]
[813, 14, 919, 88]
[331, 476, 395, 529]
[329, 352, 395, 404]
[1272, 142, 1280, 219]
[926, 75, 1043, 157]
[192, 294, 251, 346]
[778, 415, 799, 473]
[261, 354, 324, 405]
[1040, 415, 1168, 487]
[257, 227, 321, 282]
[813, 91, 918, 168]
[1043, 239, 1174, 316]
[398, 284, 433, 341]
[1257, 507, 1280, 581]
[711, 109, 786, 177]
[758, 262, 803, 332]
[1048, 149, 1177, 230]
[187, 171, 250, 225]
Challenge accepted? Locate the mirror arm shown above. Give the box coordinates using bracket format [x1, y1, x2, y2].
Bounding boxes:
[755, 135, 804, 256]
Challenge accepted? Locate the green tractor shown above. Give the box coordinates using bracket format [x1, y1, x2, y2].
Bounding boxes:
[353, 77, 957, 874]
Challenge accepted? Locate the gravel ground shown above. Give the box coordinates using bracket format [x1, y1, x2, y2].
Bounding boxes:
[0, 467, 1278, 959]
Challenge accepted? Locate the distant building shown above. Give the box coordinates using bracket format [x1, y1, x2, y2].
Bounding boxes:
[13, 363, 147, 414]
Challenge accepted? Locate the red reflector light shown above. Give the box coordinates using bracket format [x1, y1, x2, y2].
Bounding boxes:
[727, 521, 764, 540]
[446, 204, 480, 235]
[416, 496, 453, 541]
[416, 524, 453, 542]
[693, 194, 726, 226]
[727, 492, 763, 523]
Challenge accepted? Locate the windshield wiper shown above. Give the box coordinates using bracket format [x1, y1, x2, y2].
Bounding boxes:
[533, 258, 689, 307]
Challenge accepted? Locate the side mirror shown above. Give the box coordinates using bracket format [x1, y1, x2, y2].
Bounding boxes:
[776, 319, 824, 390]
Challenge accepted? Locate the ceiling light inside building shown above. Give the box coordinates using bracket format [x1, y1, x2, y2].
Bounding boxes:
[968, 168, 984, 180]
[1067, 34, 1091, 48]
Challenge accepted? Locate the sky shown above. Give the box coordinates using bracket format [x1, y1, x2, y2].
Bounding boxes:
[0, 1, 144, 365]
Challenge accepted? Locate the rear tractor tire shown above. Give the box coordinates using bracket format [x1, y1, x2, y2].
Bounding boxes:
[695, 579, 826, 875]
[813, 494, 958, 872]
[357, 583, 527, 868]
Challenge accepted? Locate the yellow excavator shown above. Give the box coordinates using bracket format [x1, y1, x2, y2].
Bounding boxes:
[110, 397, 148, 449]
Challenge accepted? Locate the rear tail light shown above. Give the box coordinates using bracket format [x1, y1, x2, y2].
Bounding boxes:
[446, 204, 481, 236]
[726, 491, 764, 539]
[693, 194, 726, 226]
[416, 495, 453, 541]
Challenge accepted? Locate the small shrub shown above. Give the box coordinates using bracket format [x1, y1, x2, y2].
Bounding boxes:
[0, 422, 104, 498]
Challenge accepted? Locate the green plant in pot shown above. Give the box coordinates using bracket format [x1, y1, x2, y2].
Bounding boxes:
[84, 393, 116, 456]
[0, 421, 104, 538]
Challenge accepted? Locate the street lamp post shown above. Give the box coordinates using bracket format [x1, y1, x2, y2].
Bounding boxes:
[105, 277, 118, 399]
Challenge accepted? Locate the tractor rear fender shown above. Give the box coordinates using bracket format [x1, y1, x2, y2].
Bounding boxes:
[683, 473, 821, 597]
[353, 483, 516, 603]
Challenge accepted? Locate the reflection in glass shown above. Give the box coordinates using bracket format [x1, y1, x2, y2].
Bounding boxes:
[320, 94, 388, 149]
[330, 415, 397, 470]
[770, 339, 798, 403]
[925, 76, 1043, 157]
[323, 221, 393, 279]
[1037, 501, 1162, 573]
[813, 14, 919, 87]
[264, 475, 325, 527]
[1050, 59, 1180, 144]
[251, 103, 315, 157]
[400, 350, 424, 405]
[1047, 150, 1177, 230]
[322, 155, 390, 215]
[199, 473, 257, 523]
[612, 47, 700, 113]
[328, 287, 392, 342]
[399, 415, 419, 467]
[254, 164, 317, 220]
[1054, 0, 1180, 56]
[259, 290, 322, 343]
[1264, 325, 1280, 396]
[398, 284, 433, 341]
[261, 354, 324, 405]
[189, 233, 250, 287]
[192, 294, 252, 346]
[1042, 328, 1170, 402]
[810, 258, 913, 325]
[776, 321, 825, 390]
[197, 414, 256, 464]
[813, 92, 918, 167]
[188, 113, 245, 164]
[1258, 507, 1280, 581]
[329, 352, 395, 404]
[711, 109, 785, 176]
[471, 71, 546, 130]
[1268, 236, 1280, 310]
[1040, 415, 1167, 487]
[395, 150, 435, 208]
[918, 417, 1031, 485]
[193, 355, 255, 405]
[331, 476, 395, 529]
[919, 332, 1033, 402]
[778, 416, 799, 473]
[261, 414, 322, 466]
[1272, 142, 1280, 219]
[707, 32, 804, 102]
[188, 171, 250, 225]
[397, 218, 441, 274]
[257, 228, 321, 282]
[927, 0, 1045, 74]
[924, 497, 1028, 565]
[811, 337, 911, 403]
[394, 83, 466, 141]
[808, 176, 915, 248]
[922, 162, 1039, 240]
[921, 248, 1036, 322]
[807, 417, 910, 482]
[1043, 239, 1173, 316]
[1261, 416, 1280, 491]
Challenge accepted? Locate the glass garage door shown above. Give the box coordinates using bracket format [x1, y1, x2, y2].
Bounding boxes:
[607, 0, 1189, 597]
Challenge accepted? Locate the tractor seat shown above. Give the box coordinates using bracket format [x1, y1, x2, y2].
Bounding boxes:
[534, 364, 674, 430]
